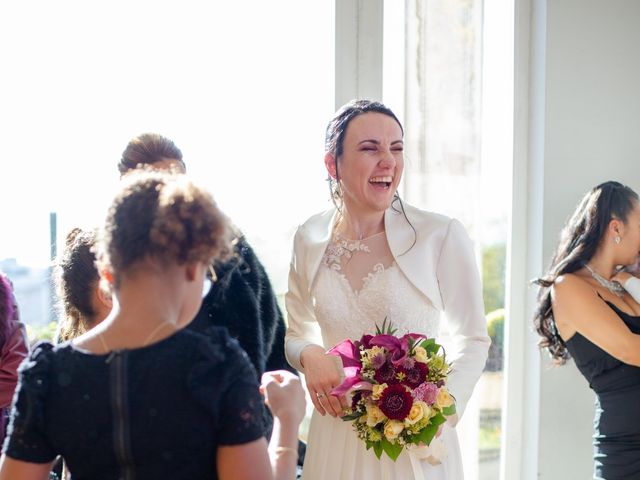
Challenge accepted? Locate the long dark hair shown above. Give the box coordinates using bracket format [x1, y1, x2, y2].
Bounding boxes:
[533, 181, 639, 363]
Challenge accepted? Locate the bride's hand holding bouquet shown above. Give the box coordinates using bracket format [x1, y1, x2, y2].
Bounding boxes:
[327, 321, 456, 461]
[301, 345, 349, 417]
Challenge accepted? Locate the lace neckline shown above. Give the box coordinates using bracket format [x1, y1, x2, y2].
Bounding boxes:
[323, 234, 372, 271]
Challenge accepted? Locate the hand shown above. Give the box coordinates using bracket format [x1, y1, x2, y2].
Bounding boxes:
[300, 345, 348, 417]
[260, 370, 306, 426]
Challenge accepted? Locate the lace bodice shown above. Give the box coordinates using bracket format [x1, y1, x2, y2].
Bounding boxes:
[312, 232, 440, 347]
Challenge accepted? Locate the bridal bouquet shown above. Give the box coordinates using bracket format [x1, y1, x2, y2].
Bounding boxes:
[327, 320, 456, 461]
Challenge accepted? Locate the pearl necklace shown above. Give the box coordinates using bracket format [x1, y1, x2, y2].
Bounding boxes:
[585, 265, 626, 297]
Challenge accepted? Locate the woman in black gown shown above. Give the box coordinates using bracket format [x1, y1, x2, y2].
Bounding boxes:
[0, 170, 305, 480]
[534, 181, 640, 479]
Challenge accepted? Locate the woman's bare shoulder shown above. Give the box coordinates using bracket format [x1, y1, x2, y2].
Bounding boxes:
[552, 272, 590, 296]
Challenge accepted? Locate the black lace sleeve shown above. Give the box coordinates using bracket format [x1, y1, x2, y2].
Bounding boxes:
[2, 342, 57, 463]
[189, 329, 266, 447]
[217, 336, 267, 446]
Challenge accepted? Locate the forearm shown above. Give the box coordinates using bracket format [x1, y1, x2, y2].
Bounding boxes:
[446, 335, 491, 418]
[285, 333, 325, 373]
[267, 418, 300, 480]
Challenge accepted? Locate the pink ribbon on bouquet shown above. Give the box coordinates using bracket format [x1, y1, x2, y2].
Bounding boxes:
[326, 339, 372, 396]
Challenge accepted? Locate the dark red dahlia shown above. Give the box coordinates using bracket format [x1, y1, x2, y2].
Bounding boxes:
[378, 384, 414, 420]
[374, 361, 398, 385]
[401, 362, 429, 389]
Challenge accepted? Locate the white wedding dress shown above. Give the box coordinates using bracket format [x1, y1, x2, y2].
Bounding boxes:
[301, 232, 464, 480]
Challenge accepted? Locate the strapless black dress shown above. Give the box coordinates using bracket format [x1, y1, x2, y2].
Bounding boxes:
[565, 301, 640, 480]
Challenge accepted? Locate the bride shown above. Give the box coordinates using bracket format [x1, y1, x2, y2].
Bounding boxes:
[284, 99, 491, 479]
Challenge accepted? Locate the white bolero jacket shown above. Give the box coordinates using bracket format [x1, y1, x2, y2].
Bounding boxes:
[284, 203, 491, 418]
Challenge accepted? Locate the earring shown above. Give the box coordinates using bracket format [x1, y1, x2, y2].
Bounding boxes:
[333, 180, 343, 200]
[615, 235, 621, 245]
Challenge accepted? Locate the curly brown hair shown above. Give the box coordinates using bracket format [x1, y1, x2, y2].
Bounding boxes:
[98, 169, 230, 285]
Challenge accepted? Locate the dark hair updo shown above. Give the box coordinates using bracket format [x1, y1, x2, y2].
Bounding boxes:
[119, 133, 185, 175]
[324, 99, 404, 207]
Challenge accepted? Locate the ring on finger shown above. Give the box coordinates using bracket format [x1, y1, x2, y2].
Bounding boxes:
[316, 392, 326, 399]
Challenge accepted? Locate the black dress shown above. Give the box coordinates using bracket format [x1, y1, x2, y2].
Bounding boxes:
[564, 301, 640, 479]
[190, 236, 293, 378]
[189, 236, 304, 464]
[2, 328, 265, 480]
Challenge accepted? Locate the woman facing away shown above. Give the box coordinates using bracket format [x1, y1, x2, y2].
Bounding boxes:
[284, 99, 490, 479]
[0, 273, 29, 444]
[533, 181, 640, 479]
[0, 169, 305, 480]
[55, 228, 112, 343]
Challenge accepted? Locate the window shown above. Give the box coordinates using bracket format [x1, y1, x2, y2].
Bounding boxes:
[395, 1, 513, 478]
[0, 1, 335, 337]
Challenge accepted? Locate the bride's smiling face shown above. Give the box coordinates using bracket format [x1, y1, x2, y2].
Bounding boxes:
[326, 112, 404, 216]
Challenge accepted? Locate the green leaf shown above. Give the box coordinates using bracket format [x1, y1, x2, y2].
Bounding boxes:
[375, 317, 398, 336]
[414, 413, 446, 446]
[365, 440, 374, 451]
[341, 412, 363, 421]
[442, 404, 457, 416]
[373, 441, 384, 459]
[381, 438, 404, 461]
[420, 338, 440, 355]
[420, 338, 435, 347]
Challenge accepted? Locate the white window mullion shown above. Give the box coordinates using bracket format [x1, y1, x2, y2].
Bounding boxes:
[501, 0, 545, 479]
[335, 0, 384, 108]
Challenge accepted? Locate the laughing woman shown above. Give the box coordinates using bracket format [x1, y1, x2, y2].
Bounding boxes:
[285, 100, 490, 479]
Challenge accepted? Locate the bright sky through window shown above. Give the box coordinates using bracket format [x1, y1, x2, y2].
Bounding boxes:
[0, 1, 334, 294]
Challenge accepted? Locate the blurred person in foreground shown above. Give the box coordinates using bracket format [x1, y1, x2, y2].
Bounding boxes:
[0, 169, 305, 480]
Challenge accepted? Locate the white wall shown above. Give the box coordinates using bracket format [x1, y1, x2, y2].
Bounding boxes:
[536, 0, 640, 478]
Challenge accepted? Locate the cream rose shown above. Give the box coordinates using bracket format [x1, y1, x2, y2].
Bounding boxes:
[372, 383, 388, 400]
[383, 420, 405, 441]
[366, 404, 387, 427]
[404, 401, 430, 426]
[413, 346, 428, 363]
[436, 387, 454, 409]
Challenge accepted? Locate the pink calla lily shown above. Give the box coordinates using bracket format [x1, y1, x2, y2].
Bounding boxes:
[330, 367, 367, 396]
[331, 380, 374, 397]
[326, 339, 361, 368]
[369, 333, 426, 366]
